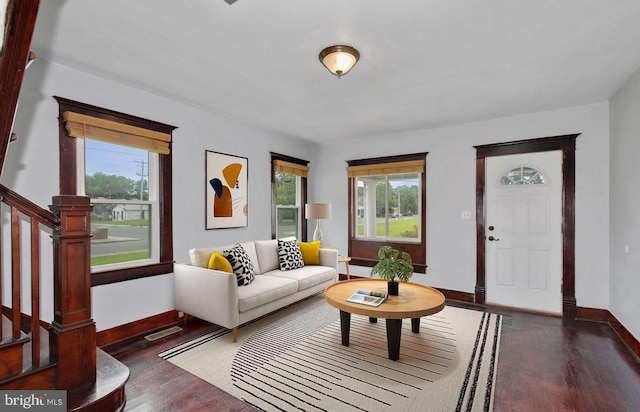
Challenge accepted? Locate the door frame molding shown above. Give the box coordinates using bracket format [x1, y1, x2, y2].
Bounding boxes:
[474, 134, 579, 318]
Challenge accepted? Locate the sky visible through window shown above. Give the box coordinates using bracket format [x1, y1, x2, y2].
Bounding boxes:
[86, 139, 147, 181]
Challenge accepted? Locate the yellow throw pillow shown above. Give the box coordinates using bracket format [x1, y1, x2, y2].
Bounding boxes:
[298, 241, 321, 265]
[207, 251, 233, 273]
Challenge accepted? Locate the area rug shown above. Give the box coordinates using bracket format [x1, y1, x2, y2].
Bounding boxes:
[159, 294, 502, 412]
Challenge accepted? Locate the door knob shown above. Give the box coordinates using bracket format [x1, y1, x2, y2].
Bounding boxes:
[488, 236, 500, 241]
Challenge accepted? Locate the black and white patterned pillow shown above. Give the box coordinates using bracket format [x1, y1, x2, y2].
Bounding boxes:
[223, 244, 255, 286]
[277, 239, 304, 271]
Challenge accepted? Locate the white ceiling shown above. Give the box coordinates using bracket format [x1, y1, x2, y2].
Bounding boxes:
[30, 0, 640, 144]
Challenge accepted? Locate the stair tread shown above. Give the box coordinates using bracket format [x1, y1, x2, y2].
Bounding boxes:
[0, 333, 30, 346]
[0, 315, 50, 381]
[67, 349, 130, 412]
[1, 314, 25, 341]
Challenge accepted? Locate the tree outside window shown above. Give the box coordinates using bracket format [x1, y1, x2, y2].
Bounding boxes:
[356, 173, 420, 240]
[275, 171, 300, 238]
[347, 153, 427, 273]
[84, 139, 154, 267]
[56, 96, 176, 286]
[271, 154, 309, 240]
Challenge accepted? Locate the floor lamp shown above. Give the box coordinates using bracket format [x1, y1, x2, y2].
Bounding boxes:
[305, 203, 331, 245]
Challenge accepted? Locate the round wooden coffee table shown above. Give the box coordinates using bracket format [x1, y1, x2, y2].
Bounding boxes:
[325, 278, 445, 360]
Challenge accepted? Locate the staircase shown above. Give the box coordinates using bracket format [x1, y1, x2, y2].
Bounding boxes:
[0, 1, 128, 410]
[0, 314, 33, 379]
[0, 315, 56, 390]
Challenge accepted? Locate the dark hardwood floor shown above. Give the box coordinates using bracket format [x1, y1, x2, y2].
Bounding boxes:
[487, 306, 640, 412]
[105, 301, 640, 412]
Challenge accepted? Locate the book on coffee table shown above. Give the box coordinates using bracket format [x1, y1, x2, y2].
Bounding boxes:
[346, 289, 388, 307]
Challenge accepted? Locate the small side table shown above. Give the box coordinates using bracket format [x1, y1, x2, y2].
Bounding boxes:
[338, 256, 351, 280]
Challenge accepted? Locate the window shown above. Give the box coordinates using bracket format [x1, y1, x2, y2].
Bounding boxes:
[271, 153, 309, 240]
[347, 153, 427, 273]
[354, 173, 421, 241]
[499, 166, 546, 186]
[56, 97, 176, 286]
[79, 139, 157, 267]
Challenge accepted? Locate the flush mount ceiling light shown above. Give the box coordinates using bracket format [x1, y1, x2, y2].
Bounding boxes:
[319, 45, 360, 78]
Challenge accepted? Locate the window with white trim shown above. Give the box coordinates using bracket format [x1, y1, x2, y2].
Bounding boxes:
[56, 97, 176, 285]
[271, 154, 309, 240]
[347, 153, 428, 273]
[354, 172, 421, 242]
[77, 138, 159, 270]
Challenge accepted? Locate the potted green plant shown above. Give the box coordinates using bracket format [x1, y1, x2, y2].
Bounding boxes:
[370, 245, 414, 296]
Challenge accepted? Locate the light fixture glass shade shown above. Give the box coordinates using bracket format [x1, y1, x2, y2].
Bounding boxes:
[319, 45, 359, 78]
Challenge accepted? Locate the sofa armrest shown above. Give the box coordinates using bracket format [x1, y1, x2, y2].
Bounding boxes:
[319, 248, 338, 272]
[174, 263, 240, 329]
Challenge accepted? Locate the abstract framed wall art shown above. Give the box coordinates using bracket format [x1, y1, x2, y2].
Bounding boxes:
[205, 151, 248, 229]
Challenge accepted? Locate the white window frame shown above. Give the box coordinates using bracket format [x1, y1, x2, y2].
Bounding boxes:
[275, 173, 302, 239]
[354, 172, 422, 243]
[76, 138, 160, 272]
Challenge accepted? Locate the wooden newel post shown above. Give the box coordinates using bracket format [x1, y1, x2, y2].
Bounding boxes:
[49, 195, 96, 389]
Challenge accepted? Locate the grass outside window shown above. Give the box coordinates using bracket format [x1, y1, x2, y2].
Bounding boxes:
[356, 217, 419, 238]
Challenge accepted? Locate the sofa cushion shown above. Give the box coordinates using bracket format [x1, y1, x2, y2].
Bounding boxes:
[207, 251, 233, 273]
[223, 244, 256, 286]
[238, 241, 261, 275]
[254, 239, 279, 273]
[278, 238, 304, 271]
[266, 265, 336, 290]
[237, 275, 298, 312]
[190, 247, 221, 268]
[298, 241, 321, 265]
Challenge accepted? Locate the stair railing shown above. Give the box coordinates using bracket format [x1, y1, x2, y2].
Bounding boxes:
[0, 184, 96, 389]
[1, 184, 56, 373]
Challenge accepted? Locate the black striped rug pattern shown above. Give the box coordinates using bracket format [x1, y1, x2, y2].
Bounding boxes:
[159, 297, 501, 412]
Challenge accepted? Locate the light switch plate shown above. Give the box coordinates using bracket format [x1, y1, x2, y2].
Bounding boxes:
[461, 211, 472, 220]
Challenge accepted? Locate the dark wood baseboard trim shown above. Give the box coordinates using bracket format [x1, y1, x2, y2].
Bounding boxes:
[435, 287, 476, 303]
[575, 306, 610, 322]
[577, 306, 640, 360]
[97, 310, 182, 348]
[608, 314, 640, 361]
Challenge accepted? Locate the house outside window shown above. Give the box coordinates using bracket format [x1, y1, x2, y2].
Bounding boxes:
[80, 139, 157, 268]
[347, 153, 427, 273]
[56, 97, 176, 286]
[271, 153, 309, 240]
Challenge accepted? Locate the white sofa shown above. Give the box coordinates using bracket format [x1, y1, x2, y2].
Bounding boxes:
[174, 239, 338, 342]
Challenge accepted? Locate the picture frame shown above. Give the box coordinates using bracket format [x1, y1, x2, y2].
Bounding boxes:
[205, 150, 248, 229]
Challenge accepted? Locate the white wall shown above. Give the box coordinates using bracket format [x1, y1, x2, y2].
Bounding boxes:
[312, 103, 611, 309]
[609, 65, 640, 341]
[5, 57, 613, 332]
[4, 59, 314, 331]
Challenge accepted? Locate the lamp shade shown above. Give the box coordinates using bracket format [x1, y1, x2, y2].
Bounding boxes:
[305, 203, 331, 219]
[319, 45, 359, 77]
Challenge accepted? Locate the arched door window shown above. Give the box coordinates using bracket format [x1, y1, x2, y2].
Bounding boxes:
[499, 166, 546, 186]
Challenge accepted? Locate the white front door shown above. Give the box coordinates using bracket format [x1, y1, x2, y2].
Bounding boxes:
[485, 151, 562, 314]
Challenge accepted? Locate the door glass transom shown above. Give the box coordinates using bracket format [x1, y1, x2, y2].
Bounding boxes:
[499, 166, 546, 186]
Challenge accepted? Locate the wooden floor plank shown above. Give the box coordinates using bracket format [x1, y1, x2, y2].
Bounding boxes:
[106, 303, 640, 412]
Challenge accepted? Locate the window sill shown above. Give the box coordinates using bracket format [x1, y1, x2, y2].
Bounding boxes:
[91, 261, 174, 286]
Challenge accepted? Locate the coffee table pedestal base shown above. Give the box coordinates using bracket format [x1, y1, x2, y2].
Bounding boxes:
[339, 312, 422, 361]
